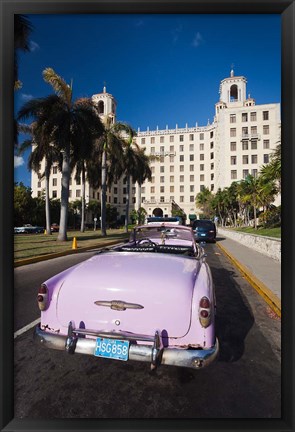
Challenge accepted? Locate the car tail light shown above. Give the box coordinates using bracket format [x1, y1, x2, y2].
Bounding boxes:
[37, 283, 48, 311]
[199, 296, 211, 328]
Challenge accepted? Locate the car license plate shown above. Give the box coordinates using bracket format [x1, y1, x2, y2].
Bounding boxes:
[94, 338, 129, 361]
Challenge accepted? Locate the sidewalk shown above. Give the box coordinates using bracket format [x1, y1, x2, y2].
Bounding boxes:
[216, 234, 281, 317]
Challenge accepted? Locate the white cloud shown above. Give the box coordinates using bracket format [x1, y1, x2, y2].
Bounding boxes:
[14, 156, 25, 168]
[192, 32, 203, 47]
[30, 40, 40, 52]
[21, 93, 34, 101]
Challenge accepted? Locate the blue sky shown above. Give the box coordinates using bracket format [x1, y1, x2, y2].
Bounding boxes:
[14, 14, 281, 187]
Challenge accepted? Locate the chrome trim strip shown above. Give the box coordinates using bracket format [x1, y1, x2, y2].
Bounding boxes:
[34, 325, 219, 369]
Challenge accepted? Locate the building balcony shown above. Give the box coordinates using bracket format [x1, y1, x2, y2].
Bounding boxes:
[241, 133, 261, 141]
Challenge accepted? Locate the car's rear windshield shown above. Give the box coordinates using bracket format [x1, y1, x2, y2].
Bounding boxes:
[193, 220, 215, 229]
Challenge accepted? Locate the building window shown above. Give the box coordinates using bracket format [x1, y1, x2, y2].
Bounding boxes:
[210, 184, 214, 191]
[180, 185, 184, 192]
[170, 136, 174, 142]
[151, 137, 155, 144]
[180, 145, 184, 152]
[210, 152, 214, 159]
[231, 156, 237, 165]
[151, 177, 155, 183]
[263, 140, 270, 149]
[180, 196, 184, 203]
[170, 166, 174, 173]
[160, 176, 165, 183]
[180, 165, 184, 172]
[251, 126, 257, 135]
[243, 169, 249, 178]
[190, 175, 194, 182]
[200, 185, 205, 192]
[141, 187, 145, 194]
[37, 181, 41, 188]
[243, 155, 249, 164]
[264, 154, 270, 163]
[170, 185, 175, 193]
[52, 178, 57, 186]
[160, 166, 165, 173]
[251, 141, 257, 150]
[190, 196, 195, 202]
[114, 197, 118, 204]
[180, 155, 184, 162]
[160, 186, 165, 193]
[263, 125, 270, 135]
[189, 144, 194, 151]
[151, 147, 155, 154]
[251, 155, 258, 164]
[52, 166, 58, 174]
[189, 134, 194, 141]
[189, 154, 194, 161]
[210, 131, 214, 138]
[170, 145, 174, 152]
[263, 111, 269, 120]
[200, 133, 204, 140]
[170, 155, 174, 163]
[200, 154, 204, 161]
[200, 164, 204, 171]
[250, 112, 257, 121]
[179, 135, 184, 142]
[170, 176, 174, 182]
[242, 142, 248, 151]
[211, 163, 214, 170]
[230, 114, 236, 123]
[52, 191, 57, 198]
[141, 138, 145, 145]
[190, 165, 194, 172]
[180, 175, 184, 182]
[160, 136, 164, 143]
[211, 173, 214, 180]
[242, 127, 248, 137]
[230, 142, 237, 151]
[150, 186, 155, 193]
[230, 128, 236, 137]
[190, 185, 194, 192]
[210, 142, 214, 149]
[200, 174, 205, 181]
[114, 187, 118, 194]
[200, 143, 204, 151]
[252, 169, 258, 177]
[242, 113, 248, 122]
[231, 170, 237, 180]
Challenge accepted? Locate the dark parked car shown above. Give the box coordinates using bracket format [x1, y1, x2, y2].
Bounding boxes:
[51, 223, 59, 233]
[192, 219, 216, 243]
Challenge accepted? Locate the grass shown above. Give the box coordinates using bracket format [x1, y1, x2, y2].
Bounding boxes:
[14, 228, 130, 261]
[228, 226, 281, 239]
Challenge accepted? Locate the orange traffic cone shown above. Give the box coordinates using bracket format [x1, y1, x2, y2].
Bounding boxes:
[72, 237, 77, 250]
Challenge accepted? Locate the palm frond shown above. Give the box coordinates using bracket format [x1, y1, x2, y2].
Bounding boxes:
[43, 68, 72, 105]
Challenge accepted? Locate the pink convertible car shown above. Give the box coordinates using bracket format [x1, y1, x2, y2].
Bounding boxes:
[34, 223, 219, 370]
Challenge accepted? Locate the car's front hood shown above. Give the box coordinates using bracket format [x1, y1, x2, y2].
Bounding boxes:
[55, 251, 200, 338]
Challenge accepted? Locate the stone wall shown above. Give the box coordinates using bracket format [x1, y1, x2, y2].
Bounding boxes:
[217, 228, 281, 262]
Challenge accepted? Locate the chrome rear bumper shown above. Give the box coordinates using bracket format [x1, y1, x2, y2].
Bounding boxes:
[34, 324, 219, 370]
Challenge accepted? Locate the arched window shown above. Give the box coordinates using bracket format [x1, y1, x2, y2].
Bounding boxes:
[230, 85, 238, 102]
[98, 101, 104, 114]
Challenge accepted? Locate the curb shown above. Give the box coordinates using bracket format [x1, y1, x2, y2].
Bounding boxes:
[14, 238, 126, 267]
[216, 242, 281, 318]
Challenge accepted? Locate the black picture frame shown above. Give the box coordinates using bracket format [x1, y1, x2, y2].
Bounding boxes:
[1, 1, 294, 431]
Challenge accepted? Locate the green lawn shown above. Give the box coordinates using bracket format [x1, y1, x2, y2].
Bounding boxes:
[231, 226, 281, 238]
[14, 229, 129, 261]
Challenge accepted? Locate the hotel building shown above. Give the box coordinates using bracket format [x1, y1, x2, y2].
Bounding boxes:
[31, 70, 281, 224]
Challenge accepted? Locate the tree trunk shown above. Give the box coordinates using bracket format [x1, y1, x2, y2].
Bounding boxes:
[125, 175, 131, 233]
[57, 146, 70, 241]
[44, 161, 52, 235]
[100, 149, 107, 237]
[80, 166, 86, 233]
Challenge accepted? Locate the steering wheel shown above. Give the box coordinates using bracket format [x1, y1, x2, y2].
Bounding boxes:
[137, 238, 158, 247]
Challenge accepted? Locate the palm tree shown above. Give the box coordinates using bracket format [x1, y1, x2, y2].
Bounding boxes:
[196, 187, 213, 219]
[92, 117, 127, 237]
[17, 68, 104, 241]
[119, 126, 152, 232]
[14, 15, 33, 86]
[260, 143, 281, 193]
[16, 121, 60, 235]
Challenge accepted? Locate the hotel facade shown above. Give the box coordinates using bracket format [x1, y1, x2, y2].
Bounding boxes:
[31, 70, 281, 224]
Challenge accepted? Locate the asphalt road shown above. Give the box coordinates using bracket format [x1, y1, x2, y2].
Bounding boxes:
[14, 243, 281, 419]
